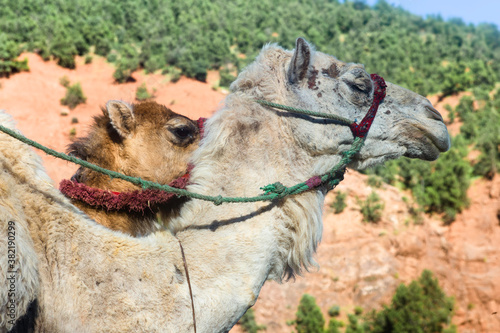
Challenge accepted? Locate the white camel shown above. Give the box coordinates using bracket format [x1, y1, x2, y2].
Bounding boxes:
[0, 38, 449, 332]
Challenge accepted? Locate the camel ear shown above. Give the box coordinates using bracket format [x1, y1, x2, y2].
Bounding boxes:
[105, 100, 136, 138]
[288, 37, 311, 84]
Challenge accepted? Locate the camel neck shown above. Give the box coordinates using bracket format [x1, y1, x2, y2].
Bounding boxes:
[71, 200, 158, 236]
[169, 100, 326, 330]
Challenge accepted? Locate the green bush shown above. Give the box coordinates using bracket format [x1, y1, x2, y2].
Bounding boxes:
[295, 294, 325, 333]
[239, 308, 265, 333]
[368, 270, 456, 333]
[135, 83, 153, 101]
[367, 175, 382, 188]
[328, 305, 341, 317]
[379, 133, 472, 224]
[113, 65, 134, 83]
[219, 68, 236, 88]
[59, 75, 70, 88]
[360, 162, 399, 186]
[107, 53, 118, 63]
[84, 55, 93, 64]
[69, 127, 77, 138]
[290, 271, 456, 333]
[331, 191, 347, 214]
[326, 317, 344, 333]
[358, 192, 384, 223]
[346, 313, 367, 333]
[144, 55, 165, 74]
[61, 82, 87, 109]
[179, 58, 208, 82]
[354, 306, 363, 316]
[162, 66, 182, 83]
[403, 197, 424, 225]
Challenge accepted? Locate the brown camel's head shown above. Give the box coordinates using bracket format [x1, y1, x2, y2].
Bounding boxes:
[68, 100, 199, 192]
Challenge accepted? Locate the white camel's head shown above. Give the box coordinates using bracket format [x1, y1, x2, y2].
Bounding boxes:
[231, 38, 450, 171]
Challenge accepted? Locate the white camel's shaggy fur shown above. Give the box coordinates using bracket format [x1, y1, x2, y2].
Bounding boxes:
[0, 39, 450, 332]
[0, 113, 41, 330]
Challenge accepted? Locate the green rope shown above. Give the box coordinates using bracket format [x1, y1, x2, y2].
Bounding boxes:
[256, 100, 353, 126]
[0, 118, 363, 205]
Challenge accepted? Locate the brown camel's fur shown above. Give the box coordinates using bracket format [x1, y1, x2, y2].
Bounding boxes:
[66, 100, 199, 236]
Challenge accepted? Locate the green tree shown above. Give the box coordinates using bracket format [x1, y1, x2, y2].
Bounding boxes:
[360, 161, 399, 186]
[439, 61, 474, 98]
[346, 313, 366, 333]
[2, 0, 500, 97]
[0, 33, 29, 77]
[415, 136, 472, 223]
[369, 270, 456, 333]
[326, 317, 344, 333]
[239, 308, 265, 333]
[468, 91, 500, 179]
[295, 294, 325, 333]
[113, 45, 140, 83]
[388, 134, 472, 224]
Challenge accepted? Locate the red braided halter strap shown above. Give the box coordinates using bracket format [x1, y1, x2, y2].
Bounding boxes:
[349, 74, 387, 138]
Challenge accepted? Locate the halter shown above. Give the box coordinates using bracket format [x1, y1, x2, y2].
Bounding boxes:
[257, 74, 387, 139]
[59, 121, 207, 213]
[0, 75, 386, 204]
[256, 73, 386, 194]
[349, 74, 387, 138]
[59, 173, 190, 213]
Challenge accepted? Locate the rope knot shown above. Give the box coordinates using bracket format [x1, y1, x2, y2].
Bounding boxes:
[213, 195, 224, 206]
[305, 176, 322, 189]
[261, 182, 287, 195]
[326, 169, 345, 191]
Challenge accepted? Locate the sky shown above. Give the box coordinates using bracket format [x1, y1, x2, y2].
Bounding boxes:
[363, 0, 500, 28]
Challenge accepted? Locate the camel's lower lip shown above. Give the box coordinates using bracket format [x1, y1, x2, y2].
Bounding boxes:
[412, 123, 451, 153]
[422, 128, 450, 153]
[396, 123, 450, 161]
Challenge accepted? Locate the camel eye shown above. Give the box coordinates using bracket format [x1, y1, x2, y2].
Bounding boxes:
[349, 81, 369, 93]
[343, 68, 372, 94]
[345, 76, 372, 94]
[170, 126, 193, 140]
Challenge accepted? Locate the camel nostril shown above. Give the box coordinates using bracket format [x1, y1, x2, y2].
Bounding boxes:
[425, 105, 443, 122]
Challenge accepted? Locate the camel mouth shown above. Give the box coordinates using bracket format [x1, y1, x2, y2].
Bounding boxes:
[419, 123, 451, 153]
[403, 123, 450, 161]
[425, 132, 450, 153]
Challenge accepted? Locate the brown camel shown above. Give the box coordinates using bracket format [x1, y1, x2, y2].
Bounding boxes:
[61, 100, 199, 236]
